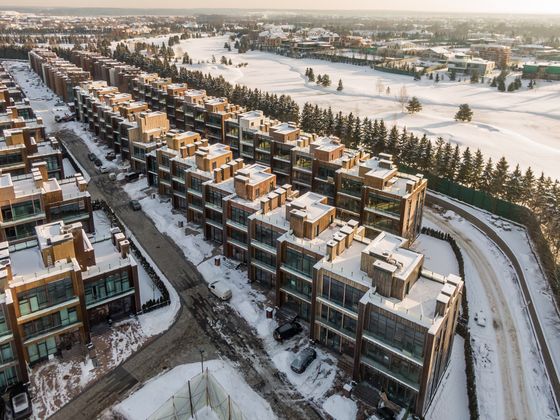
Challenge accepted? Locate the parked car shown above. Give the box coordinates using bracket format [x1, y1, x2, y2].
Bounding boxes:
[105, 152, 116, 161]
[123, 171, 140, 182]
[87, 153, 96, 161]
[208, 280, 232, 301]
[129, 200, 141, 211]
[93, 158, 102, 167]
[97, 166, 109, 174]
[10, 384, 32, 419]
[290, 347, 317, 373]
[273, 319, 303, 341]
[376, 407, 396, 420]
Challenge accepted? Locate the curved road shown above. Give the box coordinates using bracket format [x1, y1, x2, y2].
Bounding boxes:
[425, 210, 533, 419]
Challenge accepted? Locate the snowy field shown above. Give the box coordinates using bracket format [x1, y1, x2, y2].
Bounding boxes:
[113, 359, 275, 420]
[115, 34, 560, 179]
[424, 207, 558, 420]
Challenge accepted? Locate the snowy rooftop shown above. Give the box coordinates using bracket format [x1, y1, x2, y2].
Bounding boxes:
[360, 275, 443, 327]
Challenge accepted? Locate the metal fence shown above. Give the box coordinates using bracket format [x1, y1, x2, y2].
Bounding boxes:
[148, 369, 245, 420]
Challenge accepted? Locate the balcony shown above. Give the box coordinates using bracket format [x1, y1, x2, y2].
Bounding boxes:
[86, 286, 135, 309]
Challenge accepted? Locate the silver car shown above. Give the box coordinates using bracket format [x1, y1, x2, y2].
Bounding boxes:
[290, 347, 317, 374]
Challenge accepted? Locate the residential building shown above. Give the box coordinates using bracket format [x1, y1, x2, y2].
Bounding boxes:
[313, 228, 463, 415]
[446, 53, 495, 75]
[0, 218, 140, 387]
[0, 163, 93, 243]
[470, 44, 511, 69]
[522, 62, 560, 80]
[336, 154, 427, 243]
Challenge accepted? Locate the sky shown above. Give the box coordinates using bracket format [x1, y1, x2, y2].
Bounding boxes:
[6, 0, 560, 14]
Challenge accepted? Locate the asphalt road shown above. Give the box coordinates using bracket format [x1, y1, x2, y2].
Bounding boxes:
[51, 129, 322, 420]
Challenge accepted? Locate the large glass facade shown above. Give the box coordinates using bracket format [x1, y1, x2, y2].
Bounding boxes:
[18, 277, 75, 316]
[26, 336, 57, 363]
[84, 271, 132, 307]
[0, 365, 17, 391]
[321, 275, 363, 312]
[22, 307, 79, 340]
[362, 341, 422, 388]
[284, 248, 317, 278]
[364, 309, 426, 360]
[206, 189, 225, 208]
[282, 273, 312, 300]
[0, 306, 10, 337]
[253, 248, 276, 269]
[340, 177, 362, 197]
[1, 199, 42, 222]
[294, 155, 312, 170]
[363, 212, 400, 235]
[365, 192, 401, 216]
[229, 207, 251, 226]
[253, 223, 281, 247]
[337, 194, 361, 215]
[0, 152, 23, 168]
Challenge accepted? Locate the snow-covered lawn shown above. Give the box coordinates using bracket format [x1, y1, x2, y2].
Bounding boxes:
[31, 318, 146, 419]
[114, 35, 560, 179]
[322, 395, 358, 420]
[113, 359, 276, 420]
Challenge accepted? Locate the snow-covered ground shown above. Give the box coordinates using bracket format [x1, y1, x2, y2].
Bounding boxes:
[124, 177, 339, 405]
[115, 34, 560, 179]
[424, 207, 558, 419]
[322, 395, 358, 420]
[113, 359, 276, 420]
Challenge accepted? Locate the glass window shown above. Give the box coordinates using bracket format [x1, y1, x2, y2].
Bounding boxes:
[253, 223, 281, 247]
[230, 207, 251, 226]
[84, 271, 131, 306]
[366, 192, 401, 216]
[18, 277, 74, 316]
[284, 248, 316, 278]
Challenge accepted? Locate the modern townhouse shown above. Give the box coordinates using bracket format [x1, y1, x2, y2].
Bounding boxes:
[146, 129, 206, 211]
[0, 218, 140, 383]
[313, 228, 463, 415]
[336, 153, 427, 243]
[0, 162, 92, 243]
[28, 49, 91, 103]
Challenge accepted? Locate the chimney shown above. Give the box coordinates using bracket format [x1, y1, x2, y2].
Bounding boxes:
[260, 197, 271, 214]
[32, 161, 48, 181]
[119, 239, 130, 258]
[406, 180, 415, 193]
[340, 225, 354, 248]
[326, 240, 337, 261]
[180, 146, 187, 158]
[110, 227, 121, 246]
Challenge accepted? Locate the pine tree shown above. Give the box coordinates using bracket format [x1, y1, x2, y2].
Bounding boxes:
[435, 73, 440, 83]
[406, 96, 422, 114]
[376, 120, 387, 153]
[308, 68, 315, 82]
[478, 159, 493, 193]
[490, 157, 510, 197]
[337, 79, 344, 91]
[321, 74, 331, 87]
[498, 80, 506, 92]
[447, 145, 461, 181]
[457, 147, 474, 185]
[520, 167, 535, 205]
[505, 164, 523, 202]
[316, 74, 322, 85]
[470, 70, 480, 83]
[471, 149, 485, 189]
[455, 104, 473, 122]
[387, 125, 400, 156]
[300, 103, 314, 132]
[419, 137, 434, 173]
[507, 82, 515, 92]
[324, 107, 335, 135]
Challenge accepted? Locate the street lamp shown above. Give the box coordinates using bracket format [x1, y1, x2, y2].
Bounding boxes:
[199, 349, 205, 373]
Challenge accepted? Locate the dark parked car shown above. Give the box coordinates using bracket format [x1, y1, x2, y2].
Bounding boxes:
[273, 319, 302, 341]
[105, 152, 116, 161]
[87, 153, 96, 161]
[129, 200, 141, 211]
[93, 158, 102, 167]
[376, 407, 396, 420]
[290, 347, 317, 373]
[124, 172, 140, 182]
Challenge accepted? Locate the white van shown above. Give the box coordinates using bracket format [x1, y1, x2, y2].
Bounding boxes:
[208, 281, 232, 301]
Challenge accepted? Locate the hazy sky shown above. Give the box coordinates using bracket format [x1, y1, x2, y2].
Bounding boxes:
[7, 0, 560, 14]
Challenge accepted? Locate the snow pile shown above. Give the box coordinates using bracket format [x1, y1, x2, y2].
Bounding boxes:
[113, 359, 276, 420]
[322, 395, 358, 420]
